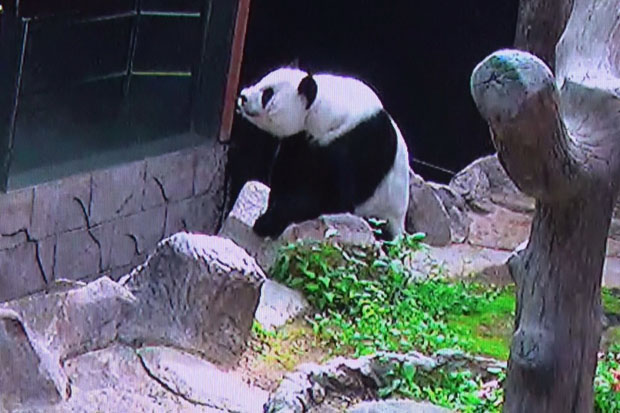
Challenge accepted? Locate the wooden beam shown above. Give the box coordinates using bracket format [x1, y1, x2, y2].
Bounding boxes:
[218, 0, 250, 142]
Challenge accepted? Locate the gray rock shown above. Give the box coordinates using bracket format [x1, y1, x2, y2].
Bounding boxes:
[255, 279, 310, 330]
[40, 344, 225, 413]
[449, 154, 534, 214]
[119, 232, 265, 367]
[219, 181, 378, 273]
[218, 181, 274, 270]
[349, 400, 452, 413]
[264, 352, 438, 413]
[428, 183, 471, 243]
[2, 276, 134, 363]
[0, 308, 69, 410]
[427, 243, 513, 281]
[138, 346, 268, 412]
[406, 171, 452, 246]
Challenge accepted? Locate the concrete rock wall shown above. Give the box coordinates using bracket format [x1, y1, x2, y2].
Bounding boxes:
[0, 140, 228, 303]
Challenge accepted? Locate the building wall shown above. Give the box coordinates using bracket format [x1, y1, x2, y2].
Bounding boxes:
[0, 140, 228, 303]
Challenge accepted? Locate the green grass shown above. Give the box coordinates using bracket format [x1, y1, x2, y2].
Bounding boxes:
[267, 234, 620, 412]
[603, 289, 620, 314]
[447, 286, 515, 360]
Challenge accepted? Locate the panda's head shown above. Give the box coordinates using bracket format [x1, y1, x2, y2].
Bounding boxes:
[237, 67, 317, 138]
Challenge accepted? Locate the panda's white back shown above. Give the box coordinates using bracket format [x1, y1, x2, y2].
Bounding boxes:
[305, 74, 384, 146]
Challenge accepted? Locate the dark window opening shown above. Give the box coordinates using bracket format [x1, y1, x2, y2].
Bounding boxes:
[0, 0, 238, 190]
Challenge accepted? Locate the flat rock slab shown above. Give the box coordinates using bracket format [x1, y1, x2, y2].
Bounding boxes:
[427, 244, 513, 282]
[349, 400, 452, 413]
[23, 344, 225, 413]
[138, 346, 269, 412]
[255, 279, 310, 331]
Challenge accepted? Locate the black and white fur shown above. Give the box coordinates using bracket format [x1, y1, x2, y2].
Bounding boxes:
[237, 67, 410, 240]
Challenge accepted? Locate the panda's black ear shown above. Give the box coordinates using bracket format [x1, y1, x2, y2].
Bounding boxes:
[288, 58, 300, 68]
[298, 75, 317, 110]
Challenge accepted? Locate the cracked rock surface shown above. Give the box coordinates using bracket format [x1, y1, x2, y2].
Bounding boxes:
[0, 232, 265, 412]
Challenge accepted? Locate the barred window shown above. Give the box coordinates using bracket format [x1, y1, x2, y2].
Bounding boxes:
[0, 0, 238, 190]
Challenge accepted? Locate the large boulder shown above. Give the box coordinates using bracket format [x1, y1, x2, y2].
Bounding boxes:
[119, 232, 265, 367]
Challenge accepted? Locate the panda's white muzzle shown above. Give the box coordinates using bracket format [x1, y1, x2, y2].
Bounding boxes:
[237, 93, 260, 117]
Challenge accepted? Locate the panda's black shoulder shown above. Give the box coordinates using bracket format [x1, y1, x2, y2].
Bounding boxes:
[324, 109, 399, 205]
[326, 109, 397, 166]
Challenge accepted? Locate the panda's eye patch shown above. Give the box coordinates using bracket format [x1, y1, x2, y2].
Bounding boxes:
[261, 87, 274, 108]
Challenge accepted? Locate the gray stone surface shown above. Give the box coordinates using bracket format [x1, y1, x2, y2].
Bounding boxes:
[90, 159, 146, 225]
[406, 171, 452, 246]
[0, 242, 47, 303]
[0, 229, 28, 251]
[37, 235, 56, 283]
[427, 244, 513, 281]
[0, 141, 227, 302]
[429, 183, 471, 244]
[0, 187, 33, 237]
[54, 228, 102, 281]
[39, 344, 226, 413]
[1, 233, 268, 411]
[255, 279, 310, 330]
[109, 206, 167, 269]
[31, 174, 91, 239]
[449, 154, 534, 214]
[165, 192, 224, 237]
[138, 346, 268, 412]
[218, 181, 273, 270]
[349, 401, 452, 413]
[2, 277, 134, 363]
[119, 232, 265, 366]
[0, 308, 68, 410]
[194, 143, 228, 196]
[143, 150, 195, 209]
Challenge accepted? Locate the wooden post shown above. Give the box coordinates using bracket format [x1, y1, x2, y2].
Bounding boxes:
[218, 0, 251, 142]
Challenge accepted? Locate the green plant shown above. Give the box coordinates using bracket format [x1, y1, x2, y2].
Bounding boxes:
[595, 344, 620, 412]
[272, 234, 510, 357]
[379, 362, 505, 412]
[269, 234, 620, 412]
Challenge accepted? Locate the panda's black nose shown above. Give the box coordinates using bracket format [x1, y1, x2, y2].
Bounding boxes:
[239, 94, 248, 105]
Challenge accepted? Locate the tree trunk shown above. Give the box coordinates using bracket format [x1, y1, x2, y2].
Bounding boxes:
[514, 0, 574, 72]
[471, 1, 620, 411]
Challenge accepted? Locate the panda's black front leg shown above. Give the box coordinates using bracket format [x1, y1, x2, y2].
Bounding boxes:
[253, 192, 321, 239]
[253, 207, 289, 238]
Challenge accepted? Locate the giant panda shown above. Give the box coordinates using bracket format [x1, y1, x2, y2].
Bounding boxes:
[236, 67, 410, 240]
